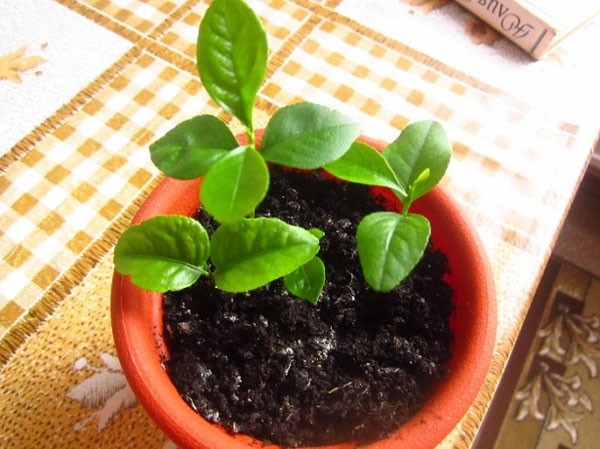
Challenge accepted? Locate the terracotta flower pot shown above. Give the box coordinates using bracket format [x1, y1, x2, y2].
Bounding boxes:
[111, 133, 496, 449]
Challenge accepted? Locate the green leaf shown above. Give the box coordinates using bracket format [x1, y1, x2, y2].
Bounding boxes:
[382, 120, 451, 202]
[211, 218, 320, 292]
[149, 115, 239, 179]
[114, 215, 210, 292]
[323, 141, 406, 196]
[201, 146, 269, 223]
[308, 228, 325, 239]
[197, 0, 267, 128]
[356, 212, 430, 292]
[413, 167, 430, 187]
[260, 102, 361, 169]
[284, 256, 325, 305]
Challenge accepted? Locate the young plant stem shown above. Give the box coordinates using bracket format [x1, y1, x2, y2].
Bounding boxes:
[245, 126, 255, 147]
[401, 191, 414, 215]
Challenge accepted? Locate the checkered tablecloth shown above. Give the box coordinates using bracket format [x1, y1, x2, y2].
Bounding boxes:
[1, 1, 599, 448]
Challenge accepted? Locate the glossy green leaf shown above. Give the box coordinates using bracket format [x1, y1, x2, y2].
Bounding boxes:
[201, 146, 269, 223]
[357, 212, 430, 292]
[197, 0, 267, 128]
[260, 102, 361, 169]
[149, 115, 238, 179]
[114, 215, 210, 292]
[382, 120, 451, 202]
[284, 256, 325, 305]
[211, 217, 320, 292]
[323, 141, 406, 196]
[308, 228, 325, 239]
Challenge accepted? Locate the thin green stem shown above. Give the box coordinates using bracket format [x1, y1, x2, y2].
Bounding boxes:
[245, 125, 255, 147]
[401, 188, 414, 215]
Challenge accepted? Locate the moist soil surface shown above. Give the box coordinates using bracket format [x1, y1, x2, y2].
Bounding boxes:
[163, 166, 454, 447]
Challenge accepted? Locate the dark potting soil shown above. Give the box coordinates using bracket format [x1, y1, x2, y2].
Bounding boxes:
[163, 166, 454, 447]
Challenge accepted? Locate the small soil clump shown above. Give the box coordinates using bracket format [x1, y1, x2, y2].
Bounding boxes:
[163, 166, 454, 447]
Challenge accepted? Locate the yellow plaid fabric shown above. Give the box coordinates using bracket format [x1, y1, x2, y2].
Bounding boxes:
[1, 0, 597, 448]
